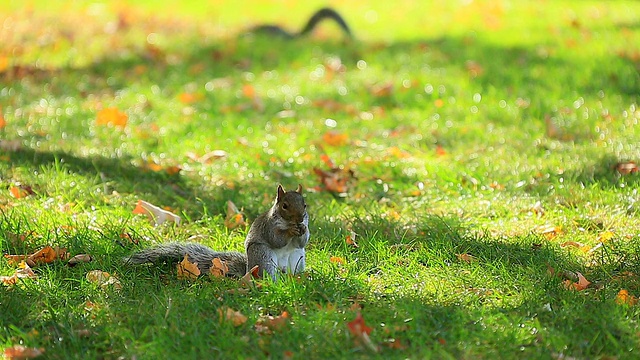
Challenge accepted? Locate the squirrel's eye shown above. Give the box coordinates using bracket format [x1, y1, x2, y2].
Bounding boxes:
[282, 203, 288, 210]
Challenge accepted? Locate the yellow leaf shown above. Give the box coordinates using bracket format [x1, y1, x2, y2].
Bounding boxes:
[330, 256, 346, 264]
[177, 254, 201, 280]
[209, 258, 229, 278]
[96, 108, 127, 128]
[597, 231, 614, 242]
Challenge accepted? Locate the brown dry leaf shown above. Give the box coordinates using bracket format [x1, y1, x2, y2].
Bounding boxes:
[313, 167, 352, 194]
[239, 265, 261, 289]
[465, 60, 484, 77]
[382, 338, 408, 350]
[1, 261, 37, 286]
[615, 289, 638, 306]
[186, 150, 227, 163]
[219, 307, 248, 327]
[322, 131, 349, 147]
[347, 312, 377, 352]
[3, 345, 45, 359]
[177, 254, 201, 280]
[96, 108, 127, 128]
[67, 254, 93, 267]
[0, 139, 22, 151]
[255, 311, 290, 334]
[133, 199, 181, 226]
[563, 271, 590, 291]
[3, 254, 28, 266]
[456, 253, 477, 263]
[28, 246, 59, 265]
[209, 258, 229, 278]
[330, 256, 346, 264]
[224, 200, 246, 229]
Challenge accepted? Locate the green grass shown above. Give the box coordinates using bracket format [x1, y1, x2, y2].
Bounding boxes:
[1, 0, 640, 358]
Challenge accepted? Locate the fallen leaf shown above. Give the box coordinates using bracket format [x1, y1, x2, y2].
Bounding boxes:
[531, 201, 545, 217]
[313, 167, 352, 194]
[616, 289, 638, 305]
[186, 150, 227, 163]
[178, 92, 203, 104]
[96, 107, 127, 128]
[345, 232, 359, 248]
[0, 261, 37, 286]
[456, 253, 477, 263]
[560, 241, 585, 249]
[535, 224, 562, 239]
[177, 254, 201, 280]
[435, 145, 447, 157]
[370, 82, 394, 97]
[386, 146, 411, 159]
[3, 345, 44, 359]
[347, 312, 377, 352]
[67, 254, 93, 267]
[465, 60, 484, 77]
[382, 338, 408, 350]
[219, 307, 248, 327]
[209, 258, 229, 278]
[0, 113, 5, 129]
[563, 271, 590, 291]
[132, 199, 181, 226]
[10, 185, 35, 199]
[255, 311, 290, 334]
[322, 131, 349, 146]
[0, 139, 22, 151]
[86, 270, 122, 290]
[330, 256, 346, 264]
[224, 200, 246, 229]
[28, 246, 59, 265]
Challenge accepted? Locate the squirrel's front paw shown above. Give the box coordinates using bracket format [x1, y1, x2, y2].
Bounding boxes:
[288, 224, 306, 237]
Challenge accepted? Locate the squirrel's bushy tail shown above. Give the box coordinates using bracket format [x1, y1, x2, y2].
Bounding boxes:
[124, 242, 247, 277]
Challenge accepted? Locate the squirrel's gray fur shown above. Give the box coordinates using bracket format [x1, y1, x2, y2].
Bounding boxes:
[124, 185, 309, 281]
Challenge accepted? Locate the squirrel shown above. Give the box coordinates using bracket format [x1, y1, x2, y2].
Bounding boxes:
[248, 7, 352, 39]
[124, 184, 309, 281]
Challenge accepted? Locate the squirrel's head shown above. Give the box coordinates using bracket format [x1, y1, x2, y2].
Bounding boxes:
[275, 184, 307, 223]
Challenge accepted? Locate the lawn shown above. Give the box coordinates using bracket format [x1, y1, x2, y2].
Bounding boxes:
[1, 1, 640, 359]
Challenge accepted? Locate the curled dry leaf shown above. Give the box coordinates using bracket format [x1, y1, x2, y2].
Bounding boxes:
[209, 257, 229, 278]
[186, 149, 227, 163]
[563, 271, 590, 291]
[239, 265, 260, 288]
[1, 261, 37, 286]
[86, 270, 122, 290]
[132, 199, 181, 226]
[345, 231, 359, 248]
[218, 307, 248, 327]
[67, 254, 93, 267]
[3, 345, 45, 359]
[535, 224, 562, 239]
[615, 161, 638, 175]
[177, 254, 200, 280]
[313, 167, 353, 194]
[224, 200, 246, 229]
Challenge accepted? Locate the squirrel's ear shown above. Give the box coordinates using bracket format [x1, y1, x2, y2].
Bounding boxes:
[277, 184, 286, 201]
[296, 184, 303, 194]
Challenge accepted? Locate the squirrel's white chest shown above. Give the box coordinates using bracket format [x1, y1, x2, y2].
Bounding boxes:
[273, 242, 305, 274]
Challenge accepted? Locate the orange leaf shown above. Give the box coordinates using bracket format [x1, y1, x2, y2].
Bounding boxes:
[178, 92, 203, 104]
[3, 254, 28, 266]
[387, 146, 411, 159]
[345, 232, 359, 248]
[536, 224, 562, 239]
[9, 185, 34, 199]
[435, 145, 447, 157]
[313, 167, 351, 194]
[560, 241, 584, 249]
[563, 271, 590, 291]
[242, 84, 256, 98]
[434, 99, 444, 108]
[28, 246, 58, 264]
[218, 307, 248, 326]
[322, 131, 349, 147]
[347, 312, 372, 336]
[615, 161, 638, 175]
[616, 289, 638, 306]
[0, 113, 6, 129]
[3, 345, 45, 359]
[330, 256, 346, 264]
[96, 108, 127, 128]
[209, 258, 229, 278]
[320, 154, 335, 168]
[177, 254, 201, 280]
